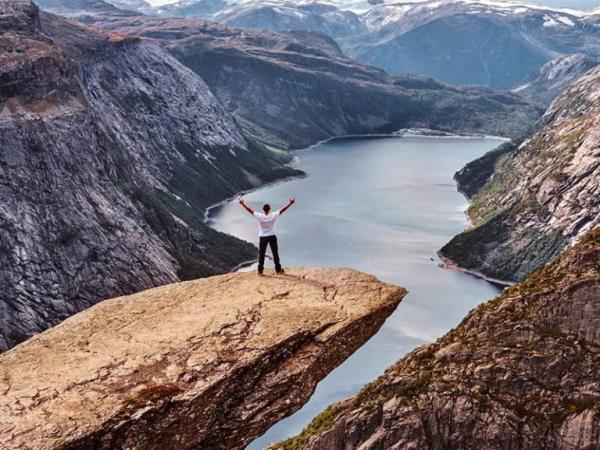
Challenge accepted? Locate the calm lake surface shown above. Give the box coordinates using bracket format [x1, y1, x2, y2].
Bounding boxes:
[207, 136, 504, 449]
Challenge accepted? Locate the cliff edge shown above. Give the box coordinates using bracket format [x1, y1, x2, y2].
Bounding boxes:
[0, 268, 406, 450]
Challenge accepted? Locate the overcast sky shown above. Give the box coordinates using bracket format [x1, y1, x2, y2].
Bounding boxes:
[146, 0, 600, 10]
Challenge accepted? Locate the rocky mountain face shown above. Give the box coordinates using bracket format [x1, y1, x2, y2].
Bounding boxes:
[271, 228, 600, 450]
[0, 268, 406, 450]
[513, 53, 599, 107]
[39, 0, 542, 149]
[0, 1, 298, 351]
[440, 65, 600, 283]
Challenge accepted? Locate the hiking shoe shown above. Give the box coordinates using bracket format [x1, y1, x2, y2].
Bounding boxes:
[276, 268, 285, 274]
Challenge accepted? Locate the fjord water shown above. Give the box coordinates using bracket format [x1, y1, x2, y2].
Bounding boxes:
[207, 136, 504, 449]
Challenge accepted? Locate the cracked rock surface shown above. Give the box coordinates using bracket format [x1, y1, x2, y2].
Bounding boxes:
[0, 268, 406, 450]
[272, 228, 600, 450]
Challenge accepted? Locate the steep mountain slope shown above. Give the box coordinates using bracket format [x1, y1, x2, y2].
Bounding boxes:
[513, 53, 599, 107]
[0, 268, 406, 450]
[0, 1, 297, 350]
[38, 0, 543, 148]
[272, 227, 600, 450]
[342, 0, 600, 89]
[440, 65, 600, 283]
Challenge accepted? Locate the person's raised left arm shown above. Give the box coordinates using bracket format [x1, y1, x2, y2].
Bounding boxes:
[239, 197, 255, 215]
[278, 197, 295, 215]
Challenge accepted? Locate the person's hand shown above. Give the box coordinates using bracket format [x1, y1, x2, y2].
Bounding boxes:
[289, 197, 295, 205]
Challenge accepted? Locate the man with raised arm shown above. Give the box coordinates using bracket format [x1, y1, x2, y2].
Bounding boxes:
[238, 197, 295, 275]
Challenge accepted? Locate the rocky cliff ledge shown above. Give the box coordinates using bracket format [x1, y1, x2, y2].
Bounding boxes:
[0, 268, 405, 450]
[274, 229, 600, 449]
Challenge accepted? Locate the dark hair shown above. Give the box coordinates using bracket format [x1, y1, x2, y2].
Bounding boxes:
[262, 204, 271, 213]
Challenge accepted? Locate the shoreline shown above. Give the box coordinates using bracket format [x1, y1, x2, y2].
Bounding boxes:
[203, 171, 307, 223]
[205, 130, 501, 221]
[437, 253, 515, 287]
[206, 132, 510, 282]
[230, 258, 257, 272]
[293, 129, 508, 153]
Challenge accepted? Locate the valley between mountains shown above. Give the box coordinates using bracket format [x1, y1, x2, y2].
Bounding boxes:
[1, 0, 599, 449]
[0, 0, 540, 350]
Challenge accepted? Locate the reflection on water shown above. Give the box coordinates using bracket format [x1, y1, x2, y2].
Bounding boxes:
[207, 136, 504, 449]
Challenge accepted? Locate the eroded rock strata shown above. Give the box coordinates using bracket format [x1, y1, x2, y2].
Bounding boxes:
[0, 268, 406, 450]
[273, 228, 600, 450]
[441, 65, 600, 283]
[0, 1, 298, 350]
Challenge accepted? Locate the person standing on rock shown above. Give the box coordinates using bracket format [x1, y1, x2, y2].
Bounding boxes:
[239, 197, 295, 275]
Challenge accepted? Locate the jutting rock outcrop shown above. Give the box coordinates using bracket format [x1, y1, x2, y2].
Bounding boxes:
[272, 228, 600, 450]
[0, 268, 406, 450]
[0, 1, 298, 350]
[441, 64, 600, 283]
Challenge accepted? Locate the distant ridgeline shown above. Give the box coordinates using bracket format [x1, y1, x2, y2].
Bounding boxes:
[38, 0, 541, 149]
[69, 0, 600, 95]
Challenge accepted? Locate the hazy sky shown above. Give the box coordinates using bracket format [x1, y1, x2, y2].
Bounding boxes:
[535, 0, 600, 8]
[146, 0, 600, 10]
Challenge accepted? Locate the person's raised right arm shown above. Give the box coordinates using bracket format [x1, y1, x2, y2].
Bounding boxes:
[239, 197, 255, 215]
[278, 197, 295, 215]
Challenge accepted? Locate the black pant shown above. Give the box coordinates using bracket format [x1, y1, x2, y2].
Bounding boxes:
[258, 235, 282, 274]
